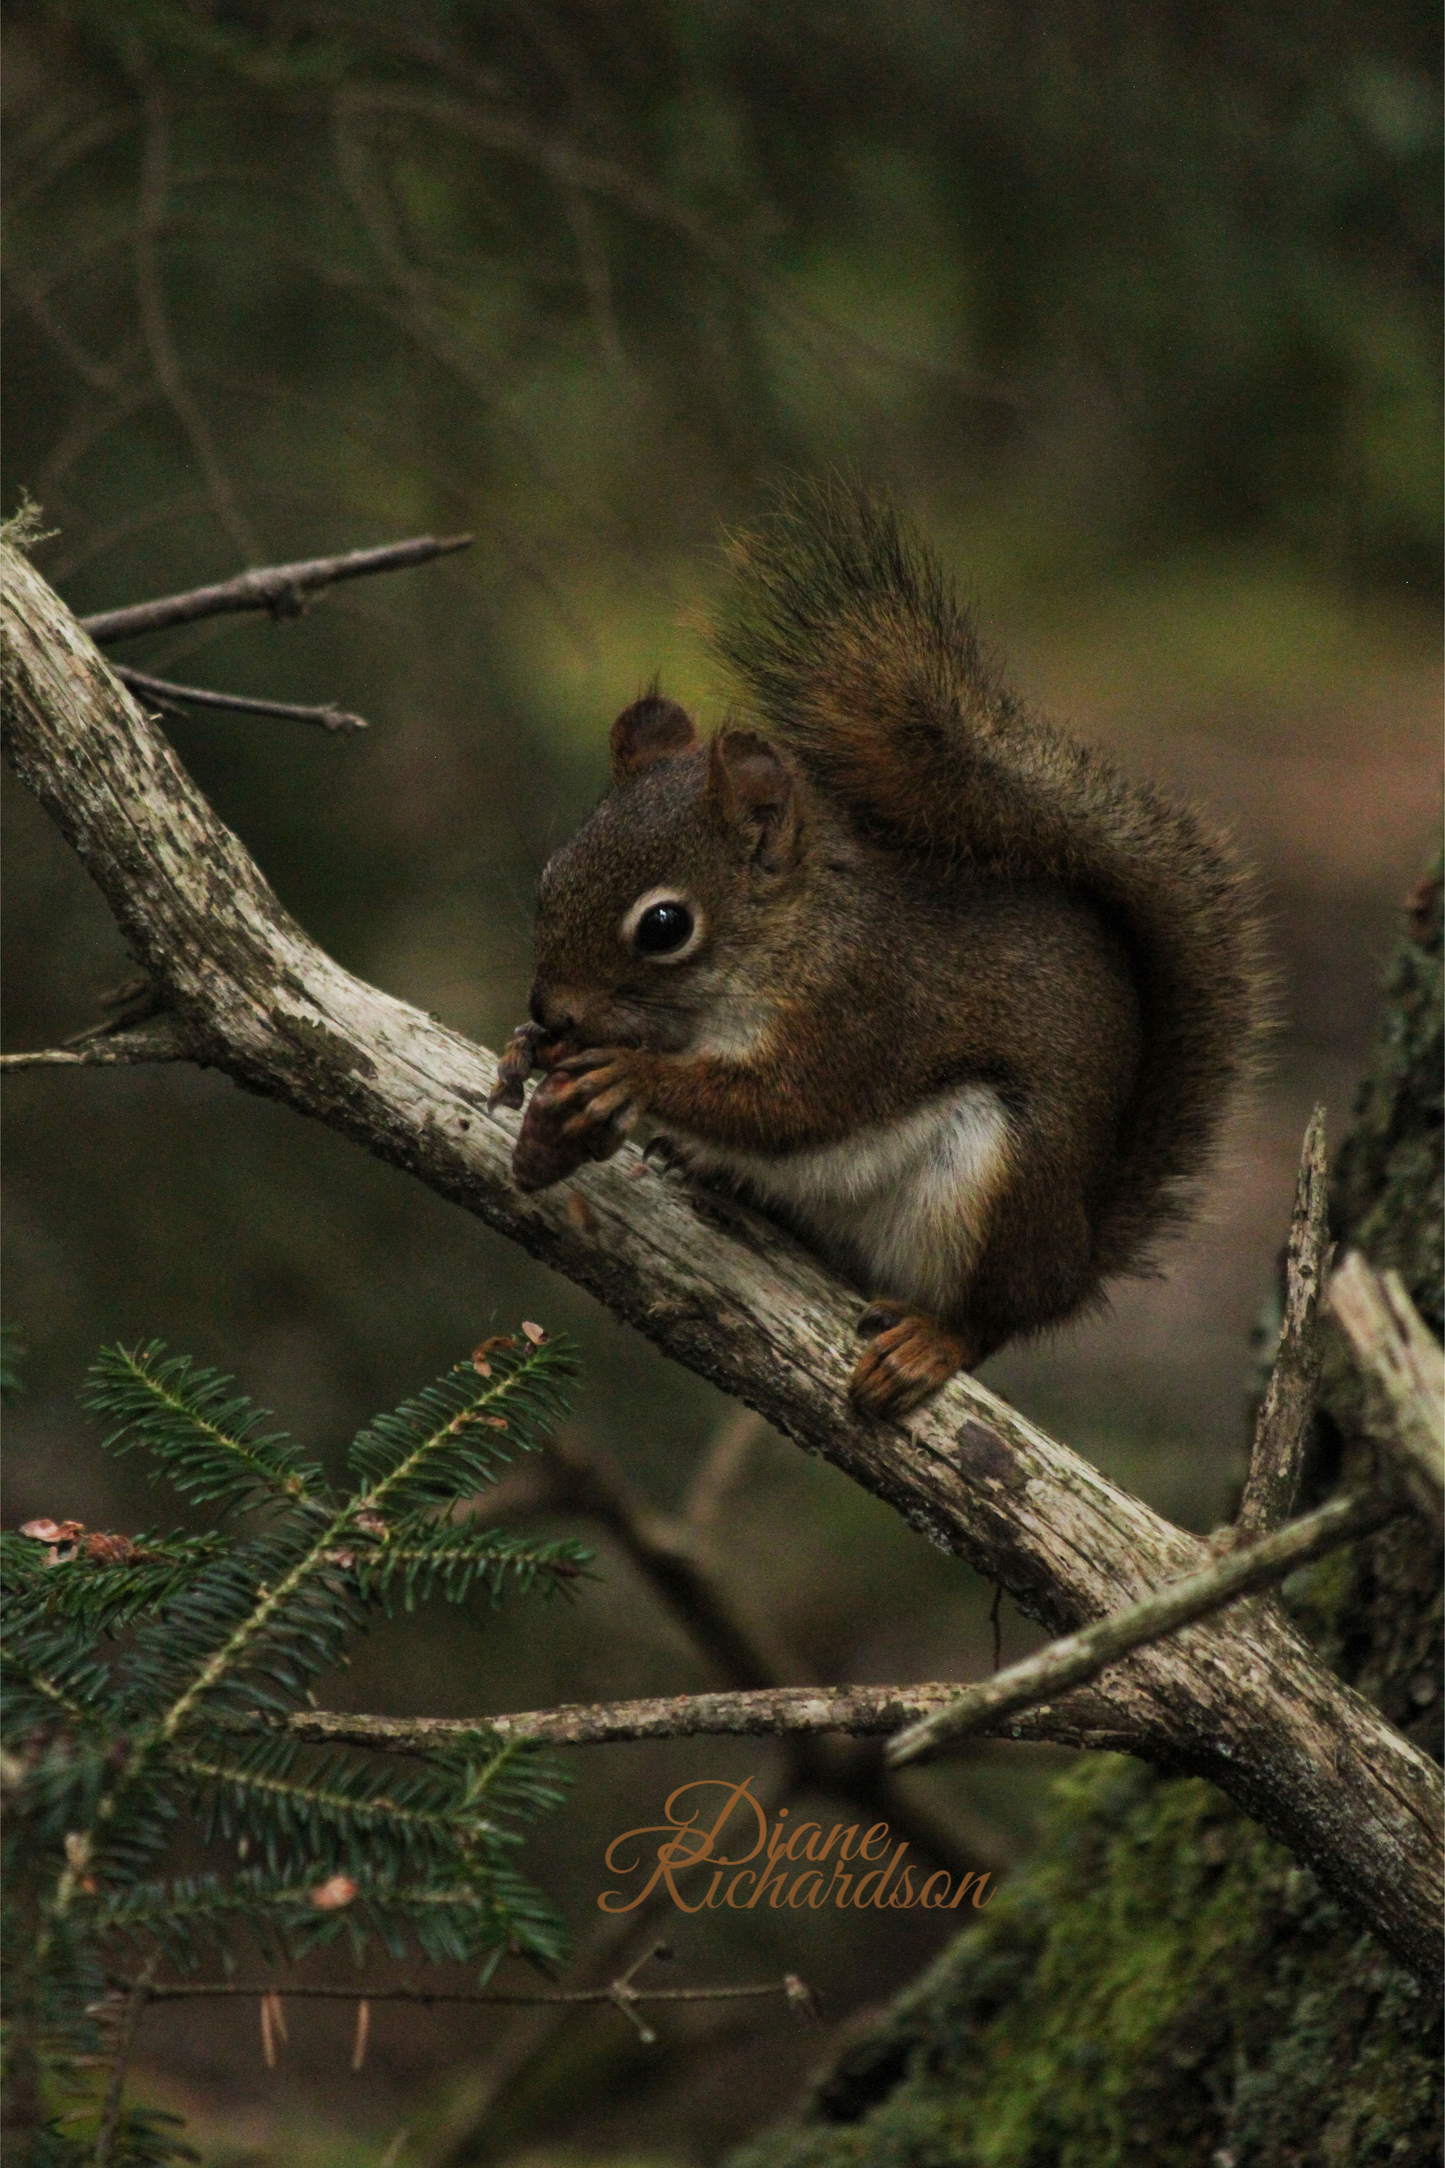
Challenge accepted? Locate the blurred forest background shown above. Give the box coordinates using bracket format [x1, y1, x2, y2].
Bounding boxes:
[1, 2, 1440, 2161]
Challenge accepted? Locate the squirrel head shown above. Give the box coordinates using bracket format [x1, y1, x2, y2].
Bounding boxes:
[529, 691, 808, 1052]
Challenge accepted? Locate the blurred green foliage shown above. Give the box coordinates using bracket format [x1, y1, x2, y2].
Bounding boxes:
[4, 0, 1440, 602]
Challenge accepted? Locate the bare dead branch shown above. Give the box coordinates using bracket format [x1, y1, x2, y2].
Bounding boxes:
[1329, 1251, 1445, 1534]
[119, 1975, 801, 2013]
[2, 542, 1440, 1980]
[0, 1021, 187, 1072]
[1237, 1106, 1332, 1535]
[257, 1471, 1395, 1776]
[267, 1684, 1098, 1755]
[273, 1473, 1405, 1768]
[534, 1432, 807, 1691]
[79, 533, 474, 643]
[113, 665, 367, 734]
[887, 1486, 1399, 1768]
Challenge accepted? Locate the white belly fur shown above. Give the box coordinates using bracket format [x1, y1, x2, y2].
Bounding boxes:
[677, 1084, 1012, 1317]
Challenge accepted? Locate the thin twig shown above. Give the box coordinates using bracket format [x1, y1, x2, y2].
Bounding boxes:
[120, 1976, 798, 2011]
[80, 533, 473, 644]
[63, 975, 169, 1044]
[562, 187, 631, 380]
[260, 1685, 1006, 1754]
[329, 101, 582, 511]
[1237, 1107, 1332, 1535]
[423, 1777, 801, 2155]
[421, 1899, 689, 2151]
[1, 252, 130, 393]
[92, 1963, 154, 2167]
[607, 1940, 673, 2045]
[113, 665, 368, 734]
[886, 1485, 1399, 1768]
[1329, 1252, 1445, 1534]
[343, 85, 1020, 411]
[1, 1022, 188, 1072]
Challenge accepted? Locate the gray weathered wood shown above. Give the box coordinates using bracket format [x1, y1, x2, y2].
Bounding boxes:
[2, 541, 1440, 1979]
[1236, 1105, 1330, 1535]
[1330, 1251, 1445, 1534]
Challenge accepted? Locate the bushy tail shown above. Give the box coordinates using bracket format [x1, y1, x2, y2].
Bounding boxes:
[710, 478, 1269, 1273]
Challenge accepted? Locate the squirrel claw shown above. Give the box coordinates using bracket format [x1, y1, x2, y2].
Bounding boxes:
[849, 1312, 969, 1418]
[488, 1021, 548, 1112]
[547, 1051, 645, 1133]
[855, 1300, 910, 1341]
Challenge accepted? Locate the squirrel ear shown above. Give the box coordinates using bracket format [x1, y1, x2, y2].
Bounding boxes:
[609, 692, 698, 784]
[706, 730, 802, 873]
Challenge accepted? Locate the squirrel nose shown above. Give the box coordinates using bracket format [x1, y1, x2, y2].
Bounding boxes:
[529, 982, 577, 1035]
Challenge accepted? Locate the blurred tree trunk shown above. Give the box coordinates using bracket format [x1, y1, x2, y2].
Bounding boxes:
[730, 867, 1443, 2168]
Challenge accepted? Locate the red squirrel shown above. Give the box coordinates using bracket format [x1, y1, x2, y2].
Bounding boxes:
[492, 482, 1266, 1416]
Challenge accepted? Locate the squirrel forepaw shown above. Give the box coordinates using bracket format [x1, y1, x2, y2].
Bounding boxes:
[508, 1048, 651, 1193]
[548, 1047, 650, 1140]
[849, 1308, 971, 1418]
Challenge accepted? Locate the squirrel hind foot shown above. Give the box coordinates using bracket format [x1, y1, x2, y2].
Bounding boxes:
[848, 1309, 976, 1418]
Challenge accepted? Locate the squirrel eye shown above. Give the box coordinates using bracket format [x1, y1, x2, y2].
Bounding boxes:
[633, 901, 694, 956]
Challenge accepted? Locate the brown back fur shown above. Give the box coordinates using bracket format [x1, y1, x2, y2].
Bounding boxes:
[708, 478, 1270, 1280]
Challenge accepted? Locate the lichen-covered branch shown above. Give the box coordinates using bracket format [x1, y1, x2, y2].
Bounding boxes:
[268, 1683, 1106, 1754]
[2, 542, 1441, 1979]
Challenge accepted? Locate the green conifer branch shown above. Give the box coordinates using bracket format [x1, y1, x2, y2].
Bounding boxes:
[4, 1329, 580, 2155]
[84, 1344, 327, 1516]
[173, 1746, 497, 1862]
[17, 1666, 95, 1729]
[7, 1533, 228, 1639]
[351, 1521, 589, 1610]
[151, 1344, 569, 1743]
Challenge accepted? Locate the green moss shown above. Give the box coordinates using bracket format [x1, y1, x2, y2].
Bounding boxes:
[1330, 860, 1443, 1336]
[731, 1762, 1440, 2168]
